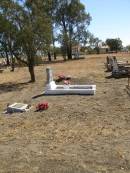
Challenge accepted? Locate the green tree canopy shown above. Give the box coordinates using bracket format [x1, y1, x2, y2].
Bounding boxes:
[55, 0, 91, 59]
[106, 38, 123, 52]
[126, 45, 130, 51]
[0, 0, 52, 81]
[0, 0, 93, 81]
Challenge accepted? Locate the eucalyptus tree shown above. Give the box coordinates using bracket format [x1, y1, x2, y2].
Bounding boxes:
[0, 0, 52, 81]
[106, 38, 123, 52]
[55, 0, 91, 59]
[126, 45, 130, 51]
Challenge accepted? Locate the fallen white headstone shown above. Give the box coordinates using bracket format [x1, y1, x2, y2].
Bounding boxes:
[44, 67, 96, 95]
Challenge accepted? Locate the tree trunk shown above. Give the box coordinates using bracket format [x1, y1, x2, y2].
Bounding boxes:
[62, 16, 72, 60]
[10, 57, 15, 72]
[61, 45, 67, 61]
[11, 63, 15, 72]
[5, 50, 10, 66]
[69, 43, 72, 59]
[66, 44, 72, 60]
[52, 30, 56, 60]
[6, 54, 10, 66]
[28, 65, 35, 82]
[54, 52, 56, 60]
[48, 52, 51, 61]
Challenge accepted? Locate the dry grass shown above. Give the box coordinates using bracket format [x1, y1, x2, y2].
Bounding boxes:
[0, 53, 130, 173]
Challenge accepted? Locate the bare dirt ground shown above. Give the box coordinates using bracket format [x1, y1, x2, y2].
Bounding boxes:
[0, 53, 130, 173]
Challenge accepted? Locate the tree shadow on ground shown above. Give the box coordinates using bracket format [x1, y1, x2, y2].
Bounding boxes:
[42, 57, 85, 65]
[106, 75, 129, 79]
[32, 93, 44, 99]
[104, 70, 111, 73]
[0, 81, 31, 94]
[105, 75, 113, 79]
[42, 60, 65, 64]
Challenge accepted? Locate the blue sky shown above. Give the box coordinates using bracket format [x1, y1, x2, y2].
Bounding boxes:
[81, 0, 130, 46]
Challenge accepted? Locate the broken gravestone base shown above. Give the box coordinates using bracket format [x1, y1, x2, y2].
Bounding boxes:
[44, 67, 96, 95]
[6, 103, 30, 113]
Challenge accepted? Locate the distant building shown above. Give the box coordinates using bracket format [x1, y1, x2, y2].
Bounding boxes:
[98, 43, 110, 54]
[72, 44, 81, 58]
